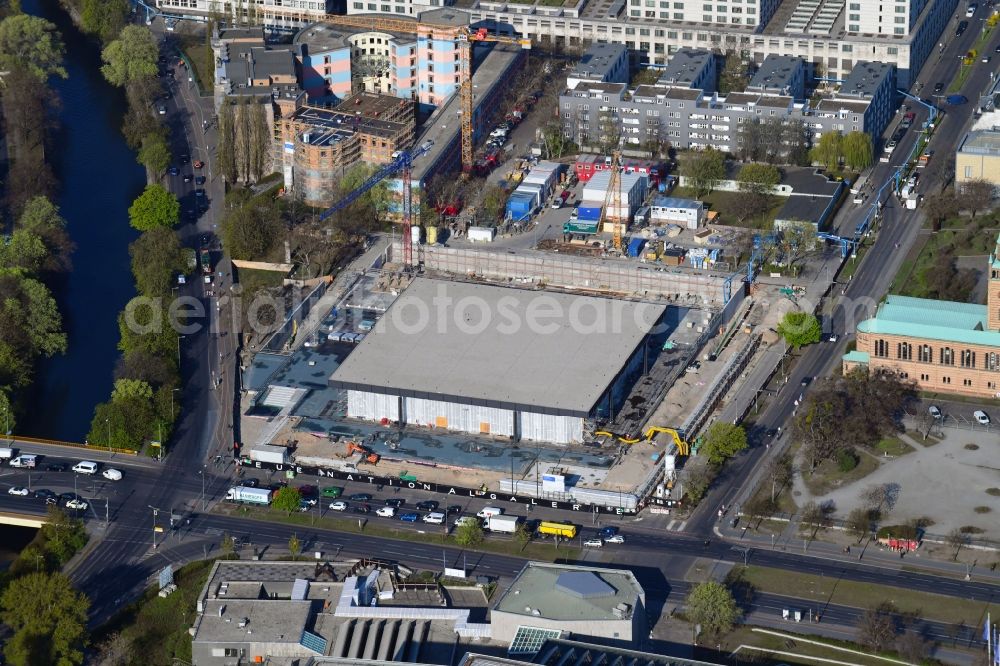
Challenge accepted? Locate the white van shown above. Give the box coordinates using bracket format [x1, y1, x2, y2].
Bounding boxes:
[72, 461, 98, 475]
[476, 506, 503, 519]
[422, 511, 445, 524]
[9, 455, 37, 469]
[0, 447, 15, 462]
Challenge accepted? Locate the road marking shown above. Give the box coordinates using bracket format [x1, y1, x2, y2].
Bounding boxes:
[675, 521, 687, 532]
[666, 519, 678, 530]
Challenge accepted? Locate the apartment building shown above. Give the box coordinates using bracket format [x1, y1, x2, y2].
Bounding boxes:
[746, 54, 805, 99]
[158, 0, 334, 32]
[656, 47, 715, 89]
[567, 42, 630, 88]
[464, 0, 954, 88]
[844, 236, 1000, 399]
[625, 0, 781, 28]
[847, 0, 928, 35]
[347, 0, 454, 16]
[559, 56, 895, 152]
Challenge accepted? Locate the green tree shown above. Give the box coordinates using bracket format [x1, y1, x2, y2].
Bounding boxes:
[513, 523, 532, 550]
[842, 131, 873, 170]
[87, 376, 161, 451]
[777, 221, 818, 272]
[480, 184, 509, 222]
[117, 297, 178, 359]
[737, 163, 780, 197]
[681, 147, 725, 197]
[0, 230, 47, 273]
[3, 276, 67, 357]
[685, 581, 740, 637]
[288, 533, 302, 560]
[0, 388, 14, 435]
[0, 340, 33, 389]
[16, 197, 73, 273]
[701, 421, 748, 465]
[1, 571, 89, 666]
[39, 506, 88, 566]
[0, 14, 67, 81]
[776, 311, 821, 348]
[100, 25, 158, 87]
[111, 378, 153, 403]
[128, 184, 179, 232]
[718, 50, 750, 94]
[454, 520, 484, 547]
[80, 0, 129, 43]
[129, 228, 186, 298]
[137, 133, 171, 181]
[272, 486, 302, 514]
[221, 200, 282, 260]
[810, 131, 843, 171]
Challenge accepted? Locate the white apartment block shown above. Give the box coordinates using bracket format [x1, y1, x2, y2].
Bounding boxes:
[158, 0, 332, 30]
[627, 0, 780, 28]
[347, 0, 454, 16]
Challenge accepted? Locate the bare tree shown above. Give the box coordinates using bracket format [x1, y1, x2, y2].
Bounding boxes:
[236, 97, 254, 183]
[922, 190, 957, 231]
[249, 100, 270, 183]
[946, 528, 969, 560]
[845, 506, 871, 543]
[766, 453, 794, 503]
[961, 179, 994, 218]
[895, 629, 931, 663]
[93, 632, 134, 666]
[857, 602, 899, 653]
[800, 501, 832, 540]
[217, 99, 238, 184]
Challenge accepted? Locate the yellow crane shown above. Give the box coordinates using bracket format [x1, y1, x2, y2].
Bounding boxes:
[305, 16, 529, 172]
[598, 150, 625, 251]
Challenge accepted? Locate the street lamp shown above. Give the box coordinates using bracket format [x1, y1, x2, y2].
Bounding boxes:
[171, 388, 181, 421]
[200, 466, 206, 511]
[149, 505, 161, 549]
[177, 335, 186, 366]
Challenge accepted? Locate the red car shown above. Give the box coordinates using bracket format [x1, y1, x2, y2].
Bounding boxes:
[193, 160, 204, 169]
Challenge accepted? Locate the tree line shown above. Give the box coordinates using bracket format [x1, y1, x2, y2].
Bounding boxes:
[80, 25, 185, 451]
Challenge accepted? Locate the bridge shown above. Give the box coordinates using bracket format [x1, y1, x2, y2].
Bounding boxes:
[0, 511, 46, 528]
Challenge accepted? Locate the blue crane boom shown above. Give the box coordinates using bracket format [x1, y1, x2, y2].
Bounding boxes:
[316, 145, 428, 265]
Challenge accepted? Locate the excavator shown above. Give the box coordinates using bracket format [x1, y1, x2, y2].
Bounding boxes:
[346, 441, 380, 465]
[594, 426, 690, 456]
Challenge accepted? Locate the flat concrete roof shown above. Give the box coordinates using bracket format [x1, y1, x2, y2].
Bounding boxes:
[196, 599, 314, 645]
[657, 48, 714, 87]
[747, 54, 803, 93]
[570, 42, 627, 80]
[493, 562, 644, 622]
[329, 278, 665, 415]
[959, 129, 1000, 156]
[838, 60, 894, 99]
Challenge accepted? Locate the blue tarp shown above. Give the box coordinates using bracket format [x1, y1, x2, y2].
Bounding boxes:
[578, 205, 602, 221]
[626, 237, 646, 257]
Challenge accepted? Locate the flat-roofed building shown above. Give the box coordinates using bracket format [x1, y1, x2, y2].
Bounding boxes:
[329, 278, 667, 443]
[956, 127, 1000, 189]
[567, 42, 630, 89]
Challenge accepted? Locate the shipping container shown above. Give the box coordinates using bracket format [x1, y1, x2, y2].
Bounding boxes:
[506, 193, 535, 221]
[249, 445, 289, 465]
[578, 204, 603, 221]
[563, 220, 600, 235]
[486, 514, 521, 533]
[627, 237, 646, 257]
[468, 226, 497, 242]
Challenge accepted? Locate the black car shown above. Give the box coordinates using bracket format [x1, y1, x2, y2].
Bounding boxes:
[933, 82, 945, 93]
[384, 498, 405, 508]
[195, 176, 206, 185]
[416, 500, 439, 511]
[33, 489, 57, 502]
[243, 478, 260, 488]
[445, 505, 463, 514]
[59, 492, 81, 505]
[349, 493, 373, 502]
[180, 154, 190, 164]
[44, 463, 67, 473]
[183, 174, 193, 183]
[353, 503, 372, 514]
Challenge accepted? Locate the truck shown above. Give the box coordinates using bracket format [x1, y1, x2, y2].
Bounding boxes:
[537, 521, 578, 539]
[226, 486, 273, 505]
[485, 514, 520, 534]
[0, 447, 15, 462]
[9, 454, 37, 468]
[199, 248, 212, 274]
[248, 445, 289, 465]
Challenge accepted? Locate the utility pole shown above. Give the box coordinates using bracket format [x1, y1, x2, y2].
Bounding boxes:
[200, 466, 207, 511]
[149, 505, 161, 549]
[105, 498, 110, 528]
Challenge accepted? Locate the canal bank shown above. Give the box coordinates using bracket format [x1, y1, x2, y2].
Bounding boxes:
[0, 525, 40, 568]
[21, 0, 145, 442]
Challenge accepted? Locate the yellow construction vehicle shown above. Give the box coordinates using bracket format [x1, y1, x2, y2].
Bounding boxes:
[644, 426, 690, 455]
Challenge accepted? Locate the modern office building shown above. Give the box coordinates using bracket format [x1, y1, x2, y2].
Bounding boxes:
[559, 56, 895, 152]
[566, 42, 630, 89]
[329, 278, 667, 443]
[844, 236, 1000, 399]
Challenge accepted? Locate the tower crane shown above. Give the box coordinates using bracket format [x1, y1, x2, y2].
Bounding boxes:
[314, 16, 529, 171]
[598, 150, 625, 251]
[317, 145, 430, 266]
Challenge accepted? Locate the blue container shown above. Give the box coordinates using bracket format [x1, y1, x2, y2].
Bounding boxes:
[578, 205, 602, 221]
[506, 193, 534, 221]
[627, 237, 646, 257]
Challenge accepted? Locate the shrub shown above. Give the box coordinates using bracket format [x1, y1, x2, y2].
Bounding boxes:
[837, 448, 859, 472]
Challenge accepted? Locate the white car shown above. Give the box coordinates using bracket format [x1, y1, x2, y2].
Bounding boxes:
[974, 410, 990, 425]
[583, 538, 603, 548]
[928, 405, 942, 420]
[605, 535, 626, 544]
[828, 333, 839, 342]
[7, 487, 28, 496]
[66, 498, 88, 511]
[376, 506, 396, 518]
[329, 500, 349, 511]
[102, 468, 123, 481]
[72, 461, 98, 475]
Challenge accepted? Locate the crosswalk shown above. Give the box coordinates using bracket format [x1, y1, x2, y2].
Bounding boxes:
[664, 519, 688, 532]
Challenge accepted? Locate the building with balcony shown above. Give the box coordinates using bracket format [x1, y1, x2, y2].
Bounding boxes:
[844, 236, 1000, 399]
[559, 55, 894, 153]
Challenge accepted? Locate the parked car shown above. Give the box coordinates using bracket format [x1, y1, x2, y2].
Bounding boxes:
[446, 505, 463, 514]
[329, 500, 349, 511]
[243, 478, 260, 488]
[928, 405, 942, 420]
[168, 166, 179, 176]
[416, 500, 439, 511]
[7, 487, 28, 496]
[598, 526, 618, 539]
[376, 506, 396, 518]
[933, 82, 945, 93]
[179, 154, 190, 164]
[194, 160, 204, 169]
[349, 493, 373, 501]
[974, 410, 991, 425]
[195, 176, 206, 185]
[183, 174, 193, 183]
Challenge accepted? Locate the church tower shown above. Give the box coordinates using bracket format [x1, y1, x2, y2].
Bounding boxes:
[990, 234, 1000, 331]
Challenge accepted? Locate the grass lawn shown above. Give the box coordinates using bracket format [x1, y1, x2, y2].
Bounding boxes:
[801, 449, 879, 496]
[721, 626, 907, 666]
[214, 504, 581, 561]
[949, 63, 972, 93]
[875, 436, 912, 457]
[671, 186, 784, 229]
[736, 565, 997, 625]
[93, 559, 217, 664]
[176, 34, 214, 95]
[894, 213, 1000, 299]
[906, 429, 941, 446]
[836, 240, 870, 281]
